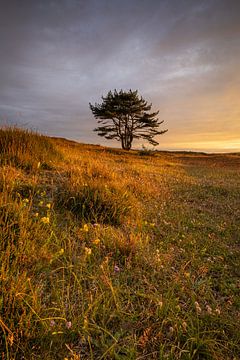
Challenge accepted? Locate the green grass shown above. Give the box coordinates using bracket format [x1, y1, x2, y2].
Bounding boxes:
[0, 127, 239, 359]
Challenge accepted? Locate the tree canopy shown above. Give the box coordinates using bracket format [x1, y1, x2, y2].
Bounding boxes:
[90, 89, 168, 150]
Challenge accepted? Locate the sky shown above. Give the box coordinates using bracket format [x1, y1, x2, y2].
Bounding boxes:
[0, 0, 240, 152]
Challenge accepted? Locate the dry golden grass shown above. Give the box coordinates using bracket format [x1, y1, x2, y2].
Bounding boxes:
[0, 127, 240, 359]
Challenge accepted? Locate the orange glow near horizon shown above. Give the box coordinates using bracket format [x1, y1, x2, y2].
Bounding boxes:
[162, 139, 240, 153]
[0, 1, 240, 153]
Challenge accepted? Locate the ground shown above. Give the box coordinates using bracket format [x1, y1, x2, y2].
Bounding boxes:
[0, 129, 240, 359]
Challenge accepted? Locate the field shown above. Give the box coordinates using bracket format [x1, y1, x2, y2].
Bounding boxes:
[0, 127, 239, 359]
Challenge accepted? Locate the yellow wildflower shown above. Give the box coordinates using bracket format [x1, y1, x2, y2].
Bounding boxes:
[41, 216, 50, 224]
[93, 238, 100, 245]
[46, 203, 51, 209]
[83, 224, 89, 232]
[84, 247, 92, 256]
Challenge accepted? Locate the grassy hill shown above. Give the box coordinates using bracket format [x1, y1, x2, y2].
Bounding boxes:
[0, 127, 239, 359]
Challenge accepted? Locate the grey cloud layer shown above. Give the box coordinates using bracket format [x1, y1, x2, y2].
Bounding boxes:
[0, 0, 239, 150]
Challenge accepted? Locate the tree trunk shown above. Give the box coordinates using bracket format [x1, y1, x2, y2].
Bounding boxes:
[121, 136, 125, 149]
[120, 133, 132, 150]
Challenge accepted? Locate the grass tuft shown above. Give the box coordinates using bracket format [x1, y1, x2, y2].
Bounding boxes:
[0, 126, 62, 170]
[56, 181, 135, 225]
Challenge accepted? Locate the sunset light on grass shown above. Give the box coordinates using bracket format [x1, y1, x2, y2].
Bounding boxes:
[0, 1, 240, 359]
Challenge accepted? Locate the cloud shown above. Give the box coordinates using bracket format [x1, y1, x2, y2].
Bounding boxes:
[0, 0, 239, 151]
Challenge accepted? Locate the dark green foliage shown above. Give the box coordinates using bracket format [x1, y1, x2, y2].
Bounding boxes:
[90, 89, 167, 150]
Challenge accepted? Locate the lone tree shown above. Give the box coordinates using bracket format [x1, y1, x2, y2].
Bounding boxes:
[90, 89, 168, 150]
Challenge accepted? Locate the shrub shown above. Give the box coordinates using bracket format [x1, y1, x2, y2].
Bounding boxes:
[138, 145, 157, 157]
